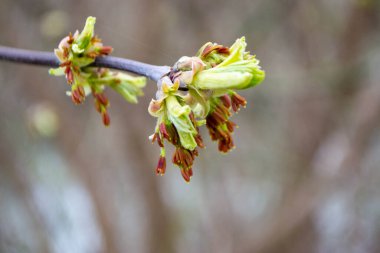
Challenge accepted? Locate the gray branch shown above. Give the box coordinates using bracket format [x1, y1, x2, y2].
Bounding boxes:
[0, 46, 171, 82]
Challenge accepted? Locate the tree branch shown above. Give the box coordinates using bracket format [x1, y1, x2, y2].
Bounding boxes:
[0, 46, 171, 82]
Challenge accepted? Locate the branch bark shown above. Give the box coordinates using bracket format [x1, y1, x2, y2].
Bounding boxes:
[0, 46, 171, 82]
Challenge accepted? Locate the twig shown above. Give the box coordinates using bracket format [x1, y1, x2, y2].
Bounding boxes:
[0, 46, 171, 82]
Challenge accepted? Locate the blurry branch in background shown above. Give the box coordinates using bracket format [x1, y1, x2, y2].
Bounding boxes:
[240, 83, 380, 253]
[239, 2, 380, 252]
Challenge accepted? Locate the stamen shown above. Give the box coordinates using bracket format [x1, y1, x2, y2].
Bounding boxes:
[156, 134, 164, 148]
[101, 112, 110, 126]
[159, 123, 170, 140]
[96, 93, 109, 106]
[156, 156, 166, 175]
[180, 168, 191, 182]
[231, 93, 247, 111]
[220, 94, 231, 108]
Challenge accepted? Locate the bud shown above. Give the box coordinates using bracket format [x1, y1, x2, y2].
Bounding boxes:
[190, 37, 265, 90]
[72, 16, 96, 53]
[108, 72, 146, 104]
[50, 16, 146, 126]
[149, 37, 264, 182]
[196, 42, 230, 67]
[99, 46, 113, 55]
[149, 76, 204, 182]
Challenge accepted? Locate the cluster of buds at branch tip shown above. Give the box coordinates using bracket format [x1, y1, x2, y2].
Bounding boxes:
[149, 36, 265, 182]
[49, 16, 147, 126]
[46, 17, 265, 183]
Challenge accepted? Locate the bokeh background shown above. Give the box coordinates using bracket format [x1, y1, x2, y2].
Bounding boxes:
[1, 0, 380, 252]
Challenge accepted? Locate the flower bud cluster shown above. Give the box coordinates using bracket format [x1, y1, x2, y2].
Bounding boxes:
[50, 16, 146, 126]
[149, 37, 265, 182]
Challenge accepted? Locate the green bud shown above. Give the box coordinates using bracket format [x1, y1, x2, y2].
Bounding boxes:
[149, 36, 265, 182]
[110, 76, 146, 104]
[72, 56, 96, 68]
[89, 71, 146, 104]
[50, 16, 147, 126]
[196, 42, 229, 68]
[166, 95, 191, 117]
[192, 37, 265, 90]
[216, 37, 247, 67]
[166, 96, 198, 150]
[188, 88, 210, 118]
[72, 16, 96, 53]
[192, 59, 265, 89]
[49, 67, 65, 76]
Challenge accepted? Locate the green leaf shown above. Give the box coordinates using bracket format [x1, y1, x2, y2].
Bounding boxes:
[49, 67, 65, 76]
[75, 16, 96, 51]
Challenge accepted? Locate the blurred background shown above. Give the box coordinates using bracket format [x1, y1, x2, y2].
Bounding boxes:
[1, 0, 380, 252]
